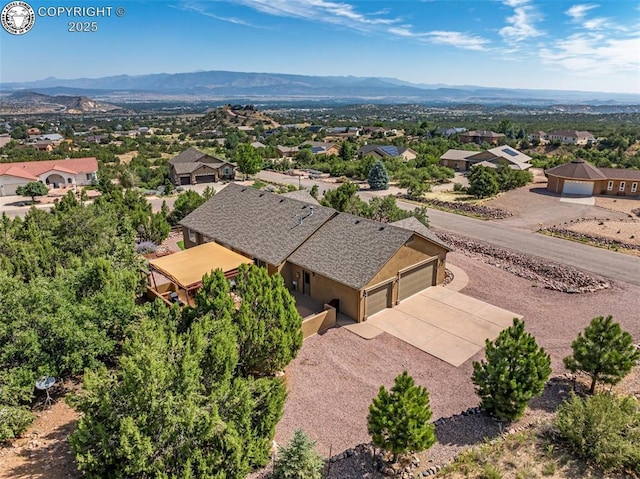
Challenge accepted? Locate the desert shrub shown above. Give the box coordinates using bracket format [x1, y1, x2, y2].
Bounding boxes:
[0, 406, 34, 443]
[555, 392, 640, 472]
[135, 241, 157, 254]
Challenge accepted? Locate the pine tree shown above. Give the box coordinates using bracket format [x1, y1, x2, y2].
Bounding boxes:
[472, 318, 551, 421]
[272, 429, 324, 479]
[564, 316, 640, 394]
[367, 160, 390, 191]
[367, 371, 436, 463]
[233, 264, 303, 376]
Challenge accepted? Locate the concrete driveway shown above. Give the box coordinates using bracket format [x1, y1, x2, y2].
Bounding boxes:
[351, 287, 521, 367]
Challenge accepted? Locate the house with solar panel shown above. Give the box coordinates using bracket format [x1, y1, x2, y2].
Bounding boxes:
[357, 144, 418, 161]
[439, 146, 532, 172]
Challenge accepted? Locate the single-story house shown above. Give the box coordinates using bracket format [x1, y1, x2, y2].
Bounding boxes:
[169, 147, 236, 186]
[180, 183, 450, 322]
[437, 127, 467, 137]
[357, 144, 418, 161]
[547, 130, 595, 145]
[545, 158, 640, 197]
[300, 141, 340, 156]
[439, 146, 531, 172]
[276, 145, 299, 158]
[459, 130, 506, 145]
[32, 141, 53, 152]
[0, 157, 98, 196]
[528, 131, 548, 144]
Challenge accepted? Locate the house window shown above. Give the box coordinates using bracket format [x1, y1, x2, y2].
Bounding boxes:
[188, 228, 197, 244]
[67, 178, 72, 184]
[632, 182, 638, 193]
[619, 182, 626, 191]
[607, 181, 614, 191]
[254, 259, 266, 268]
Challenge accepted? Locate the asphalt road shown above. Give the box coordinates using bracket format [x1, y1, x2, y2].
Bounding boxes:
[257, 171, 640, 286]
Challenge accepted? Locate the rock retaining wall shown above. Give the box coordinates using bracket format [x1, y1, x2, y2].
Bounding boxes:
[435, 230, 610, 293]
[402, 196, 513, 220]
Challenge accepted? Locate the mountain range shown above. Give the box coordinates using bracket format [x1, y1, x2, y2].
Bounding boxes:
[1, 70, 639, 105]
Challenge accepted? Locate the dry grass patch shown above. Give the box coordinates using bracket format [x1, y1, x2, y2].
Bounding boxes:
[438, 426, 636, 479]
[116, 150, 138, 164]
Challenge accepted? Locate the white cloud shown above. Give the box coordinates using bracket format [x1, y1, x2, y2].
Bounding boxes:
[174, 1, 257, 27]
[539, 32, 640, 74]
[425, 31, 490, 50]
[565, 4, 598, 20]
[500, 3, 542, 42]
[503, 0, 530, 6]
[231, 0, 398, 32]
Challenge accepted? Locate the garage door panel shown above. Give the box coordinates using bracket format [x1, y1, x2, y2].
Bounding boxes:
[195, 174, 216, 183]
[180, 176, 192, 185]
[398, 261, 435, 302]
[563, 180, 593, 196]
[365, 283, 391, 317]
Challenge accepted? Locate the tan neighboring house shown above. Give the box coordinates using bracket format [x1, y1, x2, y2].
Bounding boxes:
[0, 157, 98, 196]
[547, 130, 595, 145]
[528, 131, 548, 144]
[300, 141, 340, 156]
[439, 146, 532, 172]
[545, 158, 640, 197]
[459, 130, 506, 145]
[357, 144, 418, 161]
[276, 145, 299, 158]
[169, 147, 236, 186]
[179, 183, 450, 322]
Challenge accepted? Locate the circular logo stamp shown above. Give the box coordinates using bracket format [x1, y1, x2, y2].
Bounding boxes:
[1, 1, 35, 35]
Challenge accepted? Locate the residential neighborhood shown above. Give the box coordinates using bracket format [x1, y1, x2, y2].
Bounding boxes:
[0, 99, 639, 479]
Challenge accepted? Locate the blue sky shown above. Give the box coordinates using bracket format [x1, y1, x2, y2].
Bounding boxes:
[1, 0, 639, 93]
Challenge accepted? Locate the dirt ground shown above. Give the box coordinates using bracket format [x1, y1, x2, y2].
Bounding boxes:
[3, 252, 639, 477]
[0, 380, 80, 479]
[484, 180, 628, 231]
[565, 219, 640, 246]
[116, 150, 138, 164]
[595, 196, 640, 215]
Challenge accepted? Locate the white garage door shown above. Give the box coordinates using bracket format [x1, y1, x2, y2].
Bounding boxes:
[563, 180, 594, 196]
[398, 260, 436, 302]
[0, 183, 21, 196]
[365, 282, 392, 318]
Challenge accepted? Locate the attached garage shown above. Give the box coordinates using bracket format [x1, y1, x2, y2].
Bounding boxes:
[180, 176, 192, 185]
[398, 259, 436, 302]
[195, 174, 216, 183]
[562, 180, 594, 196]
[364, 282, 392, 318]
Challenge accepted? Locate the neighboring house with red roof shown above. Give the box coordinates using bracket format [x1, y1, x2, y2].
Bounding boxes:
[545, 158, 640, 197]
[0, 157, 98, 196]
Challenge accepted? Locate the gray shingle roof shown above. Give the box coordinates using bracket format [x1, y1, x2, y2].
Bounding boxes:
[391, 217, 452, 251]
[172, 162, 204, 175]
[280, 189, 321, 205]
[288, 213, 414, 290]
[180, 183, 336, 266]
[169, 147, 208, 165]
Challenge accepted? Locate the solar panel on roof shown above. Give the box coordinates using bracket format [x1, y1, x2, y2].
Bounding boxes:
[502, 148, 519, 157]
[380, 145, 399, 156]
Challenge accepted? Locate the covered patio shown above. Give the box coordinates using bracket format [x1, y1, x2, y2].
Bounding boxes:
[146, 242, 252, 307]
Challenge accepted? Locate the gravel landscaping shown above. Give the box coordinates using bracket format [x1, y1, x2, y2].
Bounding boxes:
[270, 251, 640, 476]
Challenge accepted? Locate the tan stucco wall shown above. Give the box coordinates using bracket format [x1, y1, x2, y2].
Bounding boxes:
[594, 179, 640, 197]
[301, 305, 337, 339]
[546, 175, 561, 193]
[286, 262, 361, 321]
